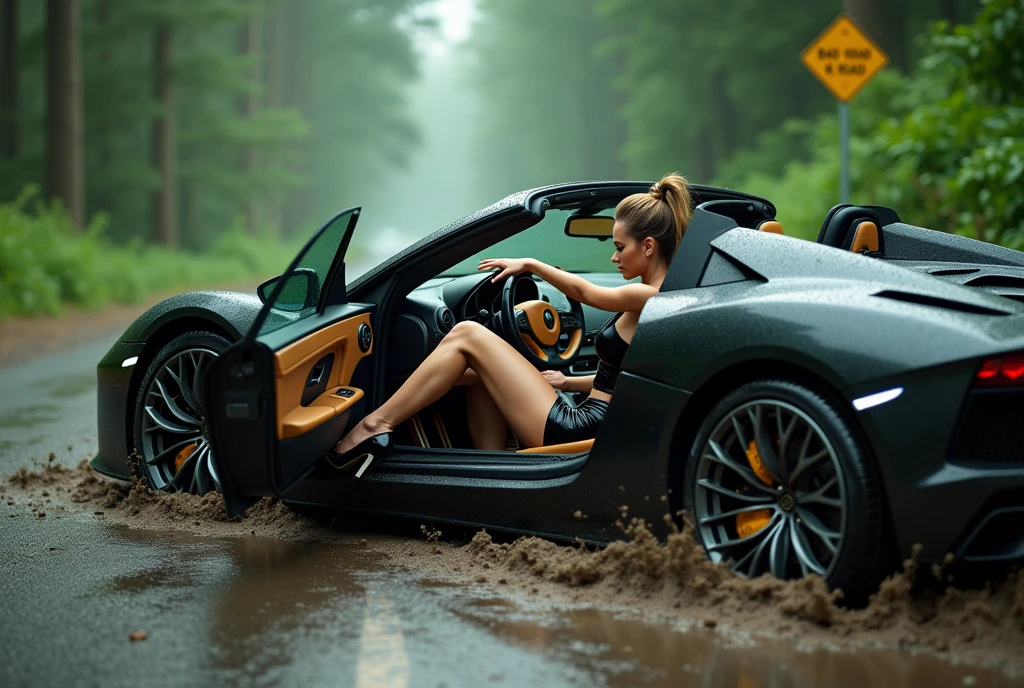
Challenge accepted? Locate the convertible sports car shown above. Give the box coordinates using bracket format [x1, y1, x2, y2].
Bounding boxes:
[94, 180, 1024, 599]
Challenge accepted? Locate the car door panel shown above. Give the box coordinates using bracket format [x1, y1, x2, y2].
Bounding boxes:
[274, 311, 373, 439]
[204, 207, 376, 516]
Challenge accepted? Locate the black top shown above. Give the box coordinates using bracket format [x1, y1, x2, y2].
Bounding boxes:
[592, 313, 629, 394]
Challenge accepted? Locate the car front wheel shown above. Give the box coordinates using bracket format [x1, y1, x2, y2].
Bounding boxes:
[683, 378, 889, 601]
[133, 330, 231, 495]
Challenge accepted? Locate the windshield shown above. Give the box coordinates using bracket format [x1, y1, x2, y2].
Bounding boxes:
[441, 208, 617, 276]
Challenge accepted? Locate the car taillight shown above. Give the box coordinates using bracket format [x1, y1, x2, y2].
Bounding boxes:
[975, 355, 1024, 387]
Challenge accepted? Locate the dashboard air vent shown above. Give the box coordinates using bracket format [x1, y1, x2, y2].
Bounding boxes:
[436, 307, 456, 333]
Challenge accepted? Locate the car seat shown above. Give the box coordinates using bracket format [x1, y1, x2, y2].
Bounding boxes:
[816, 204, 900, 256]
[697, 199, 777, 230]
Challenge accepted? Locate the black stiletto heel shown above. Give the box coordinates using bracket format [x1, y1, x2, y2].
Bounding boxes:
[324, 432, 394, 478]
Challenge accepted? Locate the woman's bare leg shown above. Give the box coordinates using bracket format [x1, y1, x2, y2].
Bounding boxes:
[457, 369, 508, 450]
[335, 321, 556, 453]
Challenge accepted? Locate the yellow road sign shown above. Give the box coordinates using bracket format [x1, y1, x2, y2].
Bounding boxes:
[801, 14, 889, 102]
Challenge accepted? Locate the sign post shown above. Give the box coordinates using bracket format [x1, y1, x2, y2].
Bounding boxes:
[800, 15, 888, 204]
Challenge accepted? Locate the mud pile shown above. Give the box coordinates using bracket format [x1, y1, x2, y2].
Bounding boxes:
[4, 459, 324, 540]
[410, 520, 1024, 672]
[6, 459, 1024, 673]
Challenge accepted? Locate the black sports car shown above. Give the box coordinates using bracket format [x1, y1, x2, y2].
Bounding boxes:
[94, 181, 1024, 599]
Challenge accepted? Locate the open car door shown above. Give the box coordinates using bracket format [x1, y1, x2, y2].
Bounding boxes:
[203, 208, 376, 516]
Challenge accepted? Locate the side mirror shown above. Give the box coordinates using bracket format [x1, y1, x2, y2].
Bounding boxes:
[564, 215, 614, 240]
[256, 267, 320, 312]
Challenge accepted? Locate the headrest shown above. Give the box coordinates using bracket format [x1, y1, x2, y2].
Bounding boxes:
[850, 221, 879, 254]
[817, 204, 899, 254]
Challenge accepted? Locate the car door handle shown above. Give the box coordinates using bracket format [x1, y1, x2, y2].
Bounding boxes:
[306, 363, 326, 387]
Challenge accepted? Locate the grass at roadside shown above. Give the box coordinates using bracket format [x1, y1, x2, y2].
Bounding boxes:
[0, 187, 302, 320]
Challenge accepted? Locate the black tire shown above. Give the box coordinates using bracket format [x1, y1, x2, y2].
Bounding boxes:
[683, 378, 890, 603]
[133, 330, 231, 494]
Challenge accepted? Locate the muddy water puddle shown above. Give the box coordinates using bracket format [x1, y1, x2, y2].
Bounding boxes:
[451, 592, 1022, 688]
[5, 470, 1024, 687]
[97, 528, 1024, 687]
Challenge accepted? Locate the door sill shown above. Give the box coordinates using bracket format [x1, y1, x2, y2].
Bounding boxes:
[374, 445, 590, 480]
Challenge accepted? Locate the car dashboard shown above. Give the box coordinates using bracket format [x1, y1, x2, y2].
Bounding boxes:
[387, 272, 623, 383]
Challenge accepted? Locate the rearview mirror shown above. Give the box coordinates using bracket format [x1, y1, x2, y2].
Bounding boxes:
[564, 215, 614, 239]
[256, 267, 320, 312]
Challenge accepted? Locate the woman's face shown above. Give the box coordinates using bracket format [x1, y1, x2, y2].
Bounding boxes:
[611, 221, 651, 280]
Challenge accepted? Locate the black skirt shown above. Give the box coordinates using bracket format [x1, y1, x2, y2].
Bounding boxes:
[542, 396, 610, 446]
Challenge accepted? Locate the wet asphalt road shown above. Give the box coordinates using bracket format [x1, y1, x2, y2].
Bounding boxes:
[2, 329, 1023, 687]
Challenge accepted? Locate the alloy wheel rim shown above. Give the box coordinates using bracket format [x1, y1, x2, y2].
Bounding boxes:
[139, 346, 221, 494]
[693, 399, 847, 580]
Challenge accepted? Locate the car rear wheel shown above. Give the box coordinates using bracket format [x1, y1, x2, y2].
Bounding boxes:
[683, 379, 888, 601]
[133, 331, 231, 495]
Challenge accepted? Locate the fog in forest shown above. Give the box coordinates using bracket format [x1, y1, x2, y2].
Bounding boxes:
[4, 0, 1022, 318]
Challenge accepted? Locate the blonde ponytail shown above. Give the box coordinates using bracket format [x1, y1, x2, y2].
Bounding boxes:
[615, 172, 693, 262]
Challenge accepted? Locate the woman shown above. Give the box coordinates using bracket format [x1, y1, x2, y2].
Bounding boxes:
[327, 173, 693, 474]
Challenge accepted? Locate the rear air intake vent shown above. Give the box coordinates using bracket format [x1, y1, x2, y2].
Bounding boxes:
[966, 274, 1024, 289]
[873, 290, 1010, 316]
[930, 268, 980, 276]
[949, 391, 1024, 466]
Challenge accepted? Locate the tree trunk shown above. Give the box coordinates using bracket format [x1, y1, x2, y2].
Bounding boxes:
[1, 0, 20, 159]
[844, 0, 909, 73]
[97, 0, 110, 169]
[940, 0, 958, 24]
[710, 70, 736, 161]
[283, 0, 312, 237]
[239, 15, 261, 234]
[264, 6, 286, 232]
[45, 0, 85, 230]
[151, 23, 177, 247]
[694, 130, 714, 183]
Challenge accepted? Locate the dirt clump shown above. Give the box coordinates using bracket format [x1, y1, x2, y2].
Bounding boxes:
[8, 458, 1024, 674]
[412, 518, 1024, 674]
[6, 459, 321, 540]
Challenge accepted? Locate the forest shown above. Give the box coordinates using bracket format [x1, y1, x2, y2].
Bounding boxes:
[1, 0, 1021, 318]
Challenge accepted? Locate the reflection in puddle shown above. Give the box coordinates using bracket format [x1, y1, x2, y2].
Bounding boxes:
[92, 526, 1020, 688]
[354, 593, 410, 688]
[461, 602, 1020, 688]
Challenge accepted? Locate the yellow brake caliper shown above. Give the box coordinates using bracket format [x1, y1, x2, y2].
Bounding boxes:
[174, 443, 197, 473]
[735, 440, 774, 537]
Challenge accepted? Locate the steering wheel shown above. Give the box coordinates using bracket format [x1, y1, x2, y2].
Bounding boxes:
[499, 273, 585, 370]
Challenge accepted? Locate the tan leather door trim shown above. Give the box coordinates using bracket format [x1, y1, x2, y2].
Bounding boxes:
[517, 438, 594, 455]
[274, 313, 372, 439]
[280, 387, 364, 439]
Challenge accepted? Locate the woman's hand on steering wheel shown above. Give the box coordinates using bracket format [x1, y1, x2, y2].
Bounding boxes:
[478, 258, 532, 283]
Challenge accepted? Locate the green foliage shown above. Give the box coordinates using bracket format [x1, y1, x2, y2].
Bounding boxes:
[0, 186, 295, 319]
[871, 0, 1024, 247]
[596, 0, 838, 181]
[714, 0, 1024, 247]
[2, 0, 425, 251]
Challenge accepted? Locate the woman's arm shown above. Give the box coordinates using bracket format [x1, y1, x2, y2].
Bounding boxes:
[541, 370, 594, 394]
[566, 374, 595, 394]
[478, 258, 659, 313]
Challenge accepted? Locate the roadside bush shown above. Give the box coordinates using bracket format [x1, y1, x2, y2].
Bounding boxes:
[714, 0, 1024, 246]
[0, 186, 296, 319]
